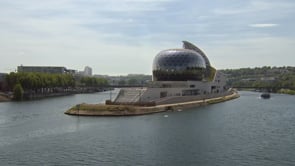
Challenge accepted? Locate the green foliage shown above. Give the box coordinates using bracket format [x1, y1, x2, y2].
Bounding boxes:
[127, 78, 138, 85]
[6, 72, 75, 91]
[71, 103, 136, 112]
[277, 89, 295, 95]
[221, 66, 295, 91]
[13, 83, 24, 101]
[80, 77, 108, 87]
[118, 79, 126, 85]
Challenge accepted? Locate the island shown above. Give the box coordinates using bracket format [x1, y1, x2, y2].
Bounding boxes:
[65, 89, 239, 116]
[65, 41, 240, 116]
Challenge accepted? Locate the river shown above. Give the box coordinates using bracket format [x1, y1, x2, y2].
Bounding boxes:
[0, 90, 294, 166]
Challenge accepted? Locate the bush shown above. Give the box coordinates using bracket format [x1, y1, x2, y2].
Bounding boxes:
[278, 89, 295, 95]
[13, 83, 24, 101]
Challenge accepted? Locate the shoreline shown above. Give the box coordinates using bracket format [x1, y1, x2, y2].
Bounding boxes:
[0, 95, 10, 102]
[236, 88, 295, 95]
[0, 92, 11, 102]
[65, 91, 240, 116]
[0, 88, 113, 102]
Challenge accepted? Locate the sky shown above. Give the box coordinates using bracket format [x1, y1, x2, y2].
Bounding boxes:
[0, 0, 295, 75]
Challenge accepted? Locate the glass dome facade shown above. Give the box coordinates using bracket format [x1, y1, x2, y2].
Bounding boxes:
[153, 49, 206, 81]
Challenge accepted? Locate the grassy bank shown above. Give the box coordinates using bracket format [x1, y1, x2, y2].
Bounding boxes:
[65, 104, 165, 116]
[71, 104, 136, 112]
[277, 89, 295, 95]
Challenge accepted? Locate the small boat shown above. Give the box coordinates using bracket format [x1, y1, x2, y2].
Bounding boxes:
[261, 93, 271, 99]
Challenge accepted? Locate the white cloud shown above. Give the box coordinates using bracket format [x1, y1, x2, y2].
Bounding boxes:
[212, 0, 295, 16]
[249, 24, 278, 28]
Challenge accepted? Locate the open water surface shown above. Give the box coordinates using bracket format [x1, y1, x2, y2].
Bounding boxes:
[0, 91, 295, 166]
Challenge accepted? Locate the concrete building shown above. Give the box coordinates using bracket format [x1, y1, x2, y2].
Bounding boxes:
[84, 66, 92, 76]
[17, 66, 76, 74]
[113, 41, 230, 105]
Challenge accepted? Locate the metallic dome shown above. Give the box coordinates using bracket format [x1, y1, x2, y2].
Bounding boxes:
[152, 49, 206, 81]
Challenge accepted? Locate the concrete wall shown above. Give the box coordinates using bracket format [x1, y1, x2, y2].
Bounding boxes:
[155, 91, 232, 105]
[114, 70, 229, 104]
[140, 70, 228, 102]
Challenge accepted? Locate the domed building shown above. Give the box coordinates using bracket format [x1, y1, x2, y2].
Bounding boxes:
[113, 41, 230, 105]
[152, 49, 206, 81]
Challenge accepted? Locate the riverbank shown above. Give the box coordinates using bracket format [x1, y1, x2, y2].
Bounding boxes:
[23, 87, 112, 100]
[236, 88, 295, 95]
[0, 87, 113, 102]
[0, 93, 11, 102]
[277, 89, 295, 95]
[65, 91, 240, 116]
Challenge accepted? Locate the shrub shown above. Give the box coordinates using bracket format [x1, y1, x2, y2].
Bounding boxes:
[13, 83, 24, 101]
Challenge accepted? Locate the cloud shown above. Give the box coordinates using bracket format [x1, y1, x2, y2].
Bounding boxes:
[212, 0, 295, 16]
[0, 0, 295, 74]
[249, 24, 278, 28]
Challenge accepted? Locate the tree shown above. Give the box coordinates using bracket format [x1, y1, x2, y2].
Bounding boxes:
[118, 79, 126, 85]
[13, 83, 24, 101]
[128, 78, 138, 85]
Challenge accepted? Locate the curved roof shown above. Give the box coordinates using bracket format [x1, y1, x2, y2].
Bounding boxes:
[182, 41, 211, 67]
[152, 49, 206, 81]
[153, 49, 206, 70]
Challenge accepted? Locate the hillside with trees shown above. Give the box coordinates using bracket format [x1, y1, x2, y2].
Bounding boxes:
[221, 66, 295, 94]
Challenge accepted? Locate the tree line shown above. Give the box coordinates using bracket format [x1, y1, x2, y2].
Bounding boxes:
[6, 72, 75, 91]
[4, 72, 109, 100]
[221, 66, 295, 92]
[80, 76, 108, 87]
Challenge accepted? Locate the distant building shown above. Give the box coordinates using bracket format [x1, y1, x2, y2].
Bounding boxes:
[84, 66, 92, 76]
[17, 65, 76, 74]
[75, 66, 93, 77]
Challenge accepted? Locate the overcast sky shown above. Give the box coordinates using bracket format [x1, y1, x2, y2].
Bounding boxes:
[0, 0, 295, 75]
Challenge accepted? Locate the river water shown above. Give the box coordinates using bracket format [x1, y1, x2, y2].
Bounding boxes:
[0, 90, 295, 166]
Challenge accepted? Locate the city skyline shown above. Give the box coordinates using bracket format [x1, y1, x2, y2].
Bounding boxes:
[0, 0, 295, 75]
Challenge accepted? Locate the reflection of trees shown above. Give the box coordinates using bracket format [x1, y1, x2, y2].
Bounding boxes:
[153, 68, 205, 81]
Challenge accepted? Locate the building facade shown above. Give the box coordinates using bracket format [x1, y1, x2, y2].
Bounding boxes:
[84, 66, 92, 76]
[17, 66, 76, 74]
[113, 41, 230, 105]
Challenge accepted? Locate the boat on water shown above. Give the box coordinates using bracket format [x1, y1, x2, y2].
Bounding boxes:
[261, 93, 271, 99]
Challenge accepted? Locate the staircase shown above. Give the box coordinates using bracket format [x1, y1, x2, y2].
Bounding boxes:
[114, 88, 146, 103]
